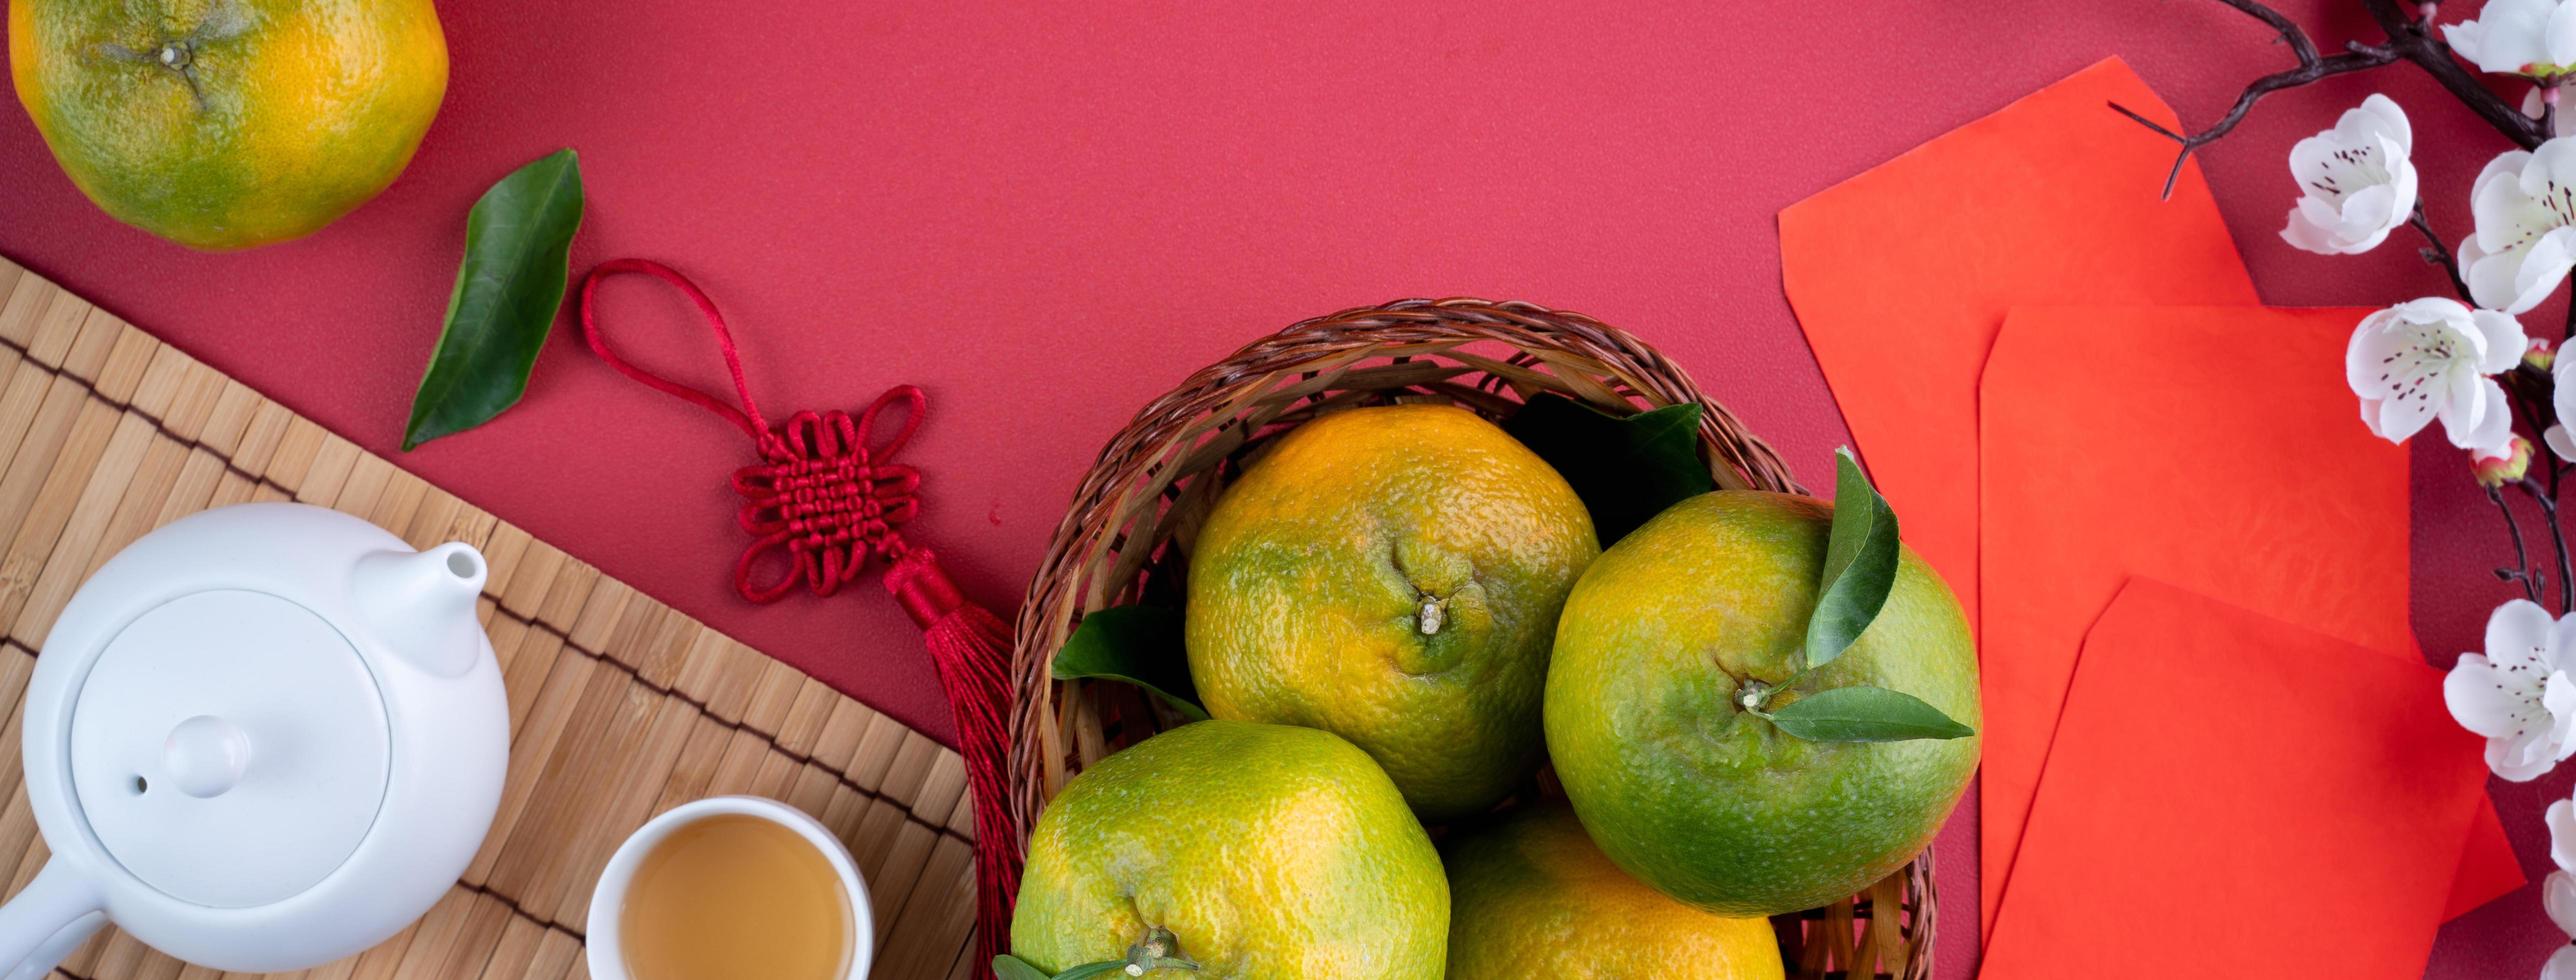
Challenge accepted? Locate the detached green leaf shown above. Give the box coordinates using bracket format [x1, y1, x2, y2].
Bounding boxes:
[1051, 605, 1209, 721]
[1502, 394, 1714, 544]
[1803, 448, 1900, 670]
[990, 956, 1052, 980]
[403, 148, 586, 450]
[1764, 685, 1974, 742]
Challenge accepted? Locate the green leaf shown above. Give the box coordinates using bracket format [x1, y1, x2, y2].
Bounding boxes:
[1502, 394, 1714, 544]
[990, 956, 1053, 980]
[1803, 448, 1900, 670]
[1050, 965, 1130, 980]
[991, 956, 1128, 980]
[1763, 685, 1974, 742]
[1051, 605, 1209, 721]
[402, 149, 586, 450]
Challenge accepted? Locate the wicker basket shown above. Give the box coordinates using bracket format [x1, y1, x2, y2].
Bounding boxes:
[1003, 298, 1935, 980]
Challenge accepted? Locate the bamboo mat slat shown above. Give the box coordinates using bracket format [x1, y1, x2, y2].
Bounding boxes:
[0, 257, 977, 979]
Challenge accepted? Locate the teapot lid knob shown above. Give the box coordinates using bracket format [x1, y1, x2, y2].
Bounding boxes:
[161, 716, 249, 799]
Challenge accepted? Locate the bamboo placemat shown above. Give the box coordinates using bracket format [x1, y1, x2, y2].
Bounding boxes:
[0, 256, 982, 980]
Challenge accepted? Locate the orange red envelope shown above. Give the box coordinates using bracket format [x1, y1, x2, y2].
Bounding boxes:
[1977, 306, 2521, 934]
[1779, 56, 2259, 628]
[1978, 578, 2490, 979]
[1777, 57, 2521, 939]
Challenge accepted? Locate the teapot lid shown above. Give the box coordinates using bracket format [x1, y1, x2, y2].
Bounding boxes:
[67, 590, 390, 908]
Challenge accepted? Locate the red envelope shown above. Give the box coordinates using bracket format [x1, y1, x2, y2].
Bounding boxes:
[1779, 56, 2518, 936]
[1978, 306, 2521, 934]
[1979, 579, 2490, 979]
[1779, 56, 2259, 629]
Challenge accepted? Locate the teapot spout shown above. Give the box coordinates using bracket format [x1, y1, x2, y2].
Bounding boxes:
[351, 543, 488, 678]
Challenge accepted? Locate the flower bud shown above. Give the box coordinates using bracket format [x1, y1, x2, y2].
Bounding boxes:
[2531, 337, 2557, 371]
[2477, 436, 2535, 488]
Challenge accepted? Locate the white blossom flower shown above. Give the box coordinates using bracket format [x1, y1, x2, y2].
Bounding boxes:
[2345, 298, 2525, 452]
[2446, 598, 2576, 780]
[2446, 0, 2576, 78]
[2549, 939, 2576, 980]
[2281, 95, 2418, 255]
[2552, 796, 2576, 870]
[2547, 791, 2576, 980]
[2549, 871, 2576, 978]
[2462, 139, 2576, 314]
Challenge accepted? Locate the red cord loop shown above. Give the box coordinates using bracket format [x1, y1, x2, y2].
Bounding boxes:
[578, 260, 924, 603]
[579, 258, 772, 443]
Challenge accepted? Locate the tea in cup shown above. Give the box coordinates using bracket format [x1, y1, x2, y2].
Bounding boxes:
[587, 796, 872, 980]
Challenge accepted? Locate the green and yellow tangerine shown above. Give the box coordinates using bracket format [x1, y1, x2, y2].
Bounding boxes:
[1009, 720, 1449, 979]
[1544, 491, 1980, 918]
[10, 0, 447, 249]
[1185, 404, 1598, 821]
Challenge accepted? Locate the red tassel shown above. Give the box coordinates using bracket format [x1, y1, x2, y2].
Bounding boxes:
[578, 261, 1025, 964]
[885, 546, 1022, 966]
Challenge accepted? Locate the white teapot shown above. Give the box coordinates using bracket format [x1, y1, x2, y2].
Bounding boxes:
[0, 503, 509, 976]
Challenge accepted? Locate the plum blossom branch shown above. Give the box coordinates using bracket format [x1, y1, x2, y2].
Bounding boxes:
[2108, 0, 2399, 198]
[2109, 48, 2401, 199]
[2522, 474, 2576, 611]
[2493, 484, 2545, 602]
[2411, 202, 2475, 302]
[2499, 368, 2569, 605]
[2115, 0, 2543, 201]
[2360, 0, 2553, 146]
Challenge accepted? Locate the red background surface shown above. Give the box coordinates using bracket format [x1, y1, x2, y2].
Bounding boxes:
[0, 1, 2555, 975]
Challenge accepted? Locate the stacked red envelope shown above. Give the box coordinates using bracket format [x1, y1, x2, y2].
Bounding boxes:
[1779, 58, 2521, 977]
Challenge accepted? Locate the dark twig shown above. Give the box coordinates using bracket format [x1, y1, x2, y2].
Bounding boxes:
[2503, 369, 2576, 611]
[2493, 486, 2544, 603]
[2410, 203, 2473, 303]
[2229, 0, 2324, 63]
[2111, 0, 2404, 198]
[2112, 48, 2400, 199]
[2121, 0, 2545, 201]
[2518, 476, 2576, 613]
[2359, 0, 2548, 149]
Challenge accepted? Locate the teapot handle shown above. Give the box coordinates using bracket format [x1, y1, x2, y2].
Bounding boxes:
[0, 860, 102, 979]
[0, 912, 102, 980]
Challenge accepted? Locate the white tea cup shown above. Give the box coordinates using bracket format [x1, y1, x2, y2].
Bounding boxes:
[586, 796, 874, 980]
